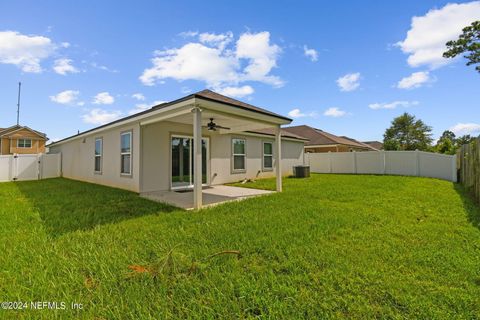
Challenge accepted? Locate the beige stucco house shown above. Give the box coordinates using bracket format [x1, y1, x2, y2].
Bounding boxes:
[48, 90, 307, 209]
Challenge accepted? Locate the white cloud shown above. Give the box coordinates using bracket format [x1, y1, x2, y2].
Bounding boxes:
[449, 123, 480, 136]
[324, 107, 347, 117]
[92, 92, 114, 105]
[368, 100, 419, 110]
[131, 93, 145, 101]
[82, 108, 122, 125]
[179, 31, 198, 38]
[199, 32, 233, 50]
[336, 72, 361, 92]
[0, 30, 56, 73]
[396, 2, 480, 69]
[53, 58, 79, 75]
[50, 90, 80, 105]
[140, 43, 238, 86]
[288, 108, 305, 118]
[396, 71, 431, 89]
[303, 45, 318, 62]
[287, 108, 317, 119]
[236, 32, 283, 86]
[90, 62, 118, 73]
[140, 31, 283, 88]
[215, 85, 254, 98]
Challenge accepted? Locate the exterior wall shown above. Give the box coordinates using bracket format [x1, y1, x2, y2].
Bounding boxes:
[0, 129, 46, 155]
[0, 138, 9, 155]
[49, 123, 141, 192]
[141, 120, 304, 193]
[9, 139, 46, 154]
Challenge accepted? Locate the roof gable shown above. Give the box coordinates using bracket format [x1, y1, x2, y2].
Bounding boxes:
[0, 125, 47, 139]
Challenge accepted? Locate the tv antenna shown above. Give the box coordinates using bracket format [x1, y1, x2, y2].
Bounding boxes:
[16, 82, 21, 125]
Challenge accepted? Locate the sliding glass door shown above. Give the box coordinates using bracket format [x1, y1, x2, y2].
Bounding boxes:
[171, 136, 208, 189]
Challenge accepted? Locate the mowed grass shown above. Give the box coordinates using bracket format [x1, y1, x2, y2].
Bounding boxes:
[0, 175, 479, 319]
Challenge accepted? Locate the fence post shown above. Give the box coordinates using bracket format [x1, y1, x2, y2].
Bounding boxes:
[328, 151, 332, 173]
[37, 154, 42, 180]
[415, 149, 420, 177]
[8, 155, 13, 181]
[353, 151, 357, 174]
[451, 154, 457, 183]
[461, 145, 465, 184]
[12, 153, 17, 181]
[381, 151, 386, 175]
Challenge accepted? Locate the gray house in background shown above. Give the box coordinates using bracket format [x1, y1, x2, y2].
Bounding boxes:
[48, 90, 307, 209]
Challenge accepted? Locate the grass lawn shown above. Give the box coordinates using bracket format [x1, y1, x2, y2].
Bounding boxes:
[1, 175, 480, 319]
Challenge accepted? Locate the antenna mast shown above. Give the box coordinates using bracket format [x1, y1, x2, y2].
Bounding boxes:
[16, 82, 21, 125]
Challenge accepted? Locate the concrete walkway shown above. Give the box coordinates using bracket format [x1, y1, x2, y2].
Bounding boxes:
[141, 185, 273, 210]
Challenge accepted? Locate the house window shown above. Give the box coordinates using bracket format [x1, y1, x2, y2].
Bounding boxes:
[232, 138, 246, 172]
[263, 142, 273, 170]
[17, 139, 32, 148]
[94, 138, 102, 173]
[120, 131, 132, 175]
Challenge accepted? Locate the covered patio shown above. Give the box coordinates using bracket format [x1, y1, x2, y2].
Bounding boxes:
[141, 185, 274, 210]
[138, 90, 292, 209]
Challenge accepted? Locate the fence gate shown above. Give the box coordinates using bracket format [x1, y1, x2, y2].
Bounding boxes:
[0, 153, 61, 182]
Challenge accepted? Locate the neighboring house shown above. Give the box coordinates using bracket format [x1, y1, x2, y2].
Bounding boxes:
[282, 125, 378, 153]
[0, 125, 48, 155]
[48, 90, 307, 209]
[363, 140, 384, 150]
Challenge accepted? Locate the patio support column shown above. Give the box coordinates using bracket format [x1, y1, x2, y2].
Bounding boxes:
[275, 125, 282, 192]
[192, 106, 203, 209]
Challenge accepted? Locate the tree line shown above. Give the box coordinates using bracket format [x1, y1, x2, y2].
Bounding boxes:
[383, 112, 477, 155]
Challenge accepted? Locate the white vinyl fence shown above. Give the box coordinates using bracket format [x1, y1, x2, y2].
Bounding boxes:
[0, 153, 61, 182]
[305, 151, 457, 182]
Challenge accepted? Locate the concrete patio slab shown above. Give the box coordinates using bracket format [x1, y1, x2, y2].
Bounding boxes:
[141, 185, 273, 210]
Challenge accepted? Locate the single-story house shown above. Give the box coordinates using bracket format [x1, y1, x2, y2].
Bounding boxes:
[282, 125, 378, 153]
[363, 140, 384, 150]
[48, 90, 307, 209]
[0, 125, 48, 155]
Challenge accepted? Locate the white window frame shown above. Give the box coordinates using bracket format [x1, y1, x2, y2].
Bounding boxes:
[94, 137, 103, 174]
[17, 138, 32, 148]
[231, 138, 246, 173]
[262, 141, 273, 171]
[120, 131, 132, 176]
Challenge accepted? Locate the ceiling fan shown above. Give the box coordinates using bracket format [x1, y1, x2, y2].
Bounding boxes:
[205, 118, 230, 131]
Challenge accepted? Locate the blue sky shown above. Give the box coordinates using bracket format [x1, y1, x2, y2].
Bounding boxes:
[1, 0, 479, 142]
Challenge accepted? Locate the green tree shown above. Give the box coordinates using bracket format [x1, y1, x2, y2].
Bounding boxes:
[443, 21, 480, 73]
[383, 113, 433, 151]
[435, 130, 457, 154]
[456, 134, 476, 147]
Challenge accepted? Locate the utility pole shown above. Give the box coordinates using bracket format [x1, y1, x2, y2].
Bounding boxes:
[16, 82, 21, 125]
